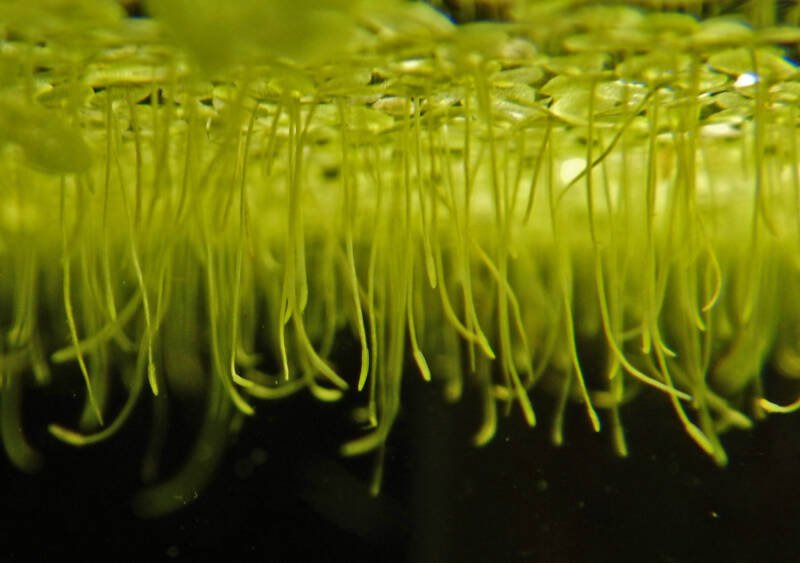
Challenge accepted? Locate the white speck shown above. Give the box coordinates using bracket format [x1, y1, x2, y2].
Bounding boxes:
[734, 72, 758, 88]
[560, 157, 585, 184]
[700, 122, 739, 139]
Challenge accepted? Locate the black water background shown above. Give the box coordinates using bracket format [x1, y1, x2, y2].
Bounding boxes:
[2, 361, 800, 563]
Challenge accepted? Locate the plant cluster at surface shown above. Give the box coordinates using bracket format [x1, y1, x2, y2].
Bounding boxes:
[1, 0, 800, 515]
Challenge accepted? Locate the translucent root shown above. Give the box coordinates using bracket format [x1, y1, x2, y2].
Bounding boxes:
[61, 202, 104, 425]
[472, 355, 498, 447]
[1, 369, 41, 473]
[48, 340, 148, 447]
[51, 291, 142, 364]
[233, 369, 306, 400]
[758, 395, 800, 414]
[132, 376, 232, 518]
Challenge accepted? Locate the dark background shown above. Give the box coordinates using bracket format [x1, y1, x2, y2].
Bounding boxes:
[3, 365, 800, 563]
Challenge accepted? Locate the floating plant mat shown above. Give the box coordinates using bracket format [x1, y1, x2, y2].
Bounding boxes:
[2, 0, 800, 516]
